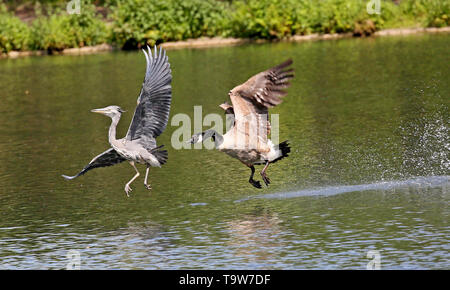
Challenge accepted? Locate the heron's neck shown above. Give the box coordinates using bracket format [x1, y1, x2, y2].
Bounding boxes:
[108, 115, 121, 144]
[203, 129, 223, 147]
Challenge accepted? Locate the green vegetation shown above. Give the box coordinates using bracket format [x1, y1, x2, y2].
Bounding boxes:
[0, 0, 448, 54]
[225, 0, 380, 38]
[0, 4, 31, 53]
[30, 2, 108, 51]
[108, 0, 228, 48]
[224, 0, 449, 38]
[424, 0, 450, 27]
[0, 1, 108, 53]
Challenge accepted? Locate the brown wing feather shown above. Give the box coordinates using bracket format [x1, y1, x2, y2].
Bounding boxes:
[219, 101, 271, 135]
[227, 59, 293, 141]
[229, 59, 294, 113]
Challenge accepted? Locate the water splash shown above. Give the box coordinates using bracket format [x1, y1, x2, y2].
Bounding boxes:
[236, 175, 449, 202]
[399, 107, 449, 177]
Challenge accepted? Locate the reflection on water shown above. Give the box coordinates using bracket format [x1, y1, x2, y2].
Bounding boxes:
[227, 210, 283, 265]
[0, 33, 449, 269]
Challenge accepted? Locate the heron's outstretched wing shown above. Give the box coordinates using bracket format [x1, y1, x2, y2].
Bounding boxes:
[62, 148, 126, 180]
[126, 46, 172, 141]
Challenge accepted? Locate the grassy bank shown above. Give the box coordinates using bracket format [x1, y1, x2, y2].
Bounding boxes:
[1, 0, 449, 54]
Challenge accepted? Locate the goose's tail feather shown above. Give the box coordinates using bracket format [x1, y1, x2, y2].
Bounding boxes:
[271, 140, 290, 163]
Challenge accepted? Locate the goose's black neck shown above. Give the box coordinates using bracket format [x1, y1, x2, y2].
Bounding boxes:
[202, 129, 223, 146]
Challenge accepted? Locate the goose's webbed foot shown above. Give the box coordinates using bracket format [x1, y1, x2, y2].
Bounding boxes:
[260, 173, 271, 187]
[260, 161, 271, 187]
[249, 178, 262, 189]
[248, 165, 262, 189]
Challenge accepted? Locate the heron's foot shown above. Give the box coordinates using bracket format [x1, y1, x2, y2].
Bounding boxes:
[124, 184, 133, 197]
[145, 184, 152, 190]
[249, 179, 262, 189]
[260, 173, 271, 187]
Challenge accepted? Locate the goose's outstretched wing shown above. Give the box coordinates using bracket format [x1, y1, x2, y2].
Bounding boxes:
[227, 59, 293, 138]
[126, 46, 172, 141]
[62, 148, 126, 180]
[219, 101, 271, 135]
[229, 59, 293, 116]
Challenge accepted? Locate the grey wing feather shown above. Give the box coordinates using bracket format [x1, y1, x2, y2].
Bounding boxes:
[62, 148, 126, 180]
[126, 46, 172, 141]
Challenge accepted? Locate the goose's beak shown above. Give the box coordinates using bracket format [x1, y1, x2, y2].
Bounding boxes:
[186, 136, 197, 144]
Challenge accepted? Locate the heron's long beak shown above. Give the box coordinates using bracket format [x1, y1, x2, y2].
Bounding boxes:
[91, 108, 108, 115]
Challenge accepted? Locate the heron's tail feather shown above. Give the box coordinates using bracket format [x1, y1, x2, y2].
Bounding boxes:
[62, 174, 80, 180]
[62, 168, 89, 180]
[271, 140, 290, 164]
[152, 145, 168, 165]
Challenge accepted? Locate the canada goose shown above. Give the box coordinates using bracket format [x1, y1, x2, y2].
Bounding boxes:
[62, 46, 172, 196]
[188, 59, 293, 188]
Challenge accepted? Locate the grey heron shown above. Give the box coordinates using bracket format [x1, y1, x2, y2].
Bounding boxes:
[188, 59, 293, 188]
[62, 46, 172, 196]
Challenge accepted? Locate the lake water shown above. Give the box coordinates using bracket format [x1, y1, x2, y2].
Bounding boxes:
[0, 33, 448, 269]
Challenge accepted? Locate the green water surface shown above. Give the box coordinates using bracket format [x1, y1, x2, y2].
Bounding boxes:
[0, 33, 448, 269]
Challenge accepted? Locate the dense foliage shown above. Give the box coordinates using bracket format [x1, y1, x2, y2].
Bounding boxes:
[0, 0, 448, 53]
[1, 1, 108, 52]
[30, 2, 108, 51]
[0, 4, 31, 53]
[108, 0, 227, 48]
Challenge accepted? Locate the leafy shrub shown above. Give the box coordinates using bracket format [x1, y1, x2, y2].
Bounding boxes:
[0, 4, 31, 53]
[30, 1, 109, 51]
[382, 0, 448, 28]
[423, 0, 449, 27]
[224, 0, 391, 38]
[224, 0, 450, 38]
[223, 0, 294, 39]
[108, 0, 228, 48]
[1, 0, 449, 54]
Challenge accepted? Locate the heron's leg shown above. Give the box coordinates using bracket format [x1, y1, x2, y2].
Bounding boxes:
[144, 165, 152, 190]
[124, 161, 140, 197]
[260, 161, 271, 187]
[248, 165, 262, 189]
